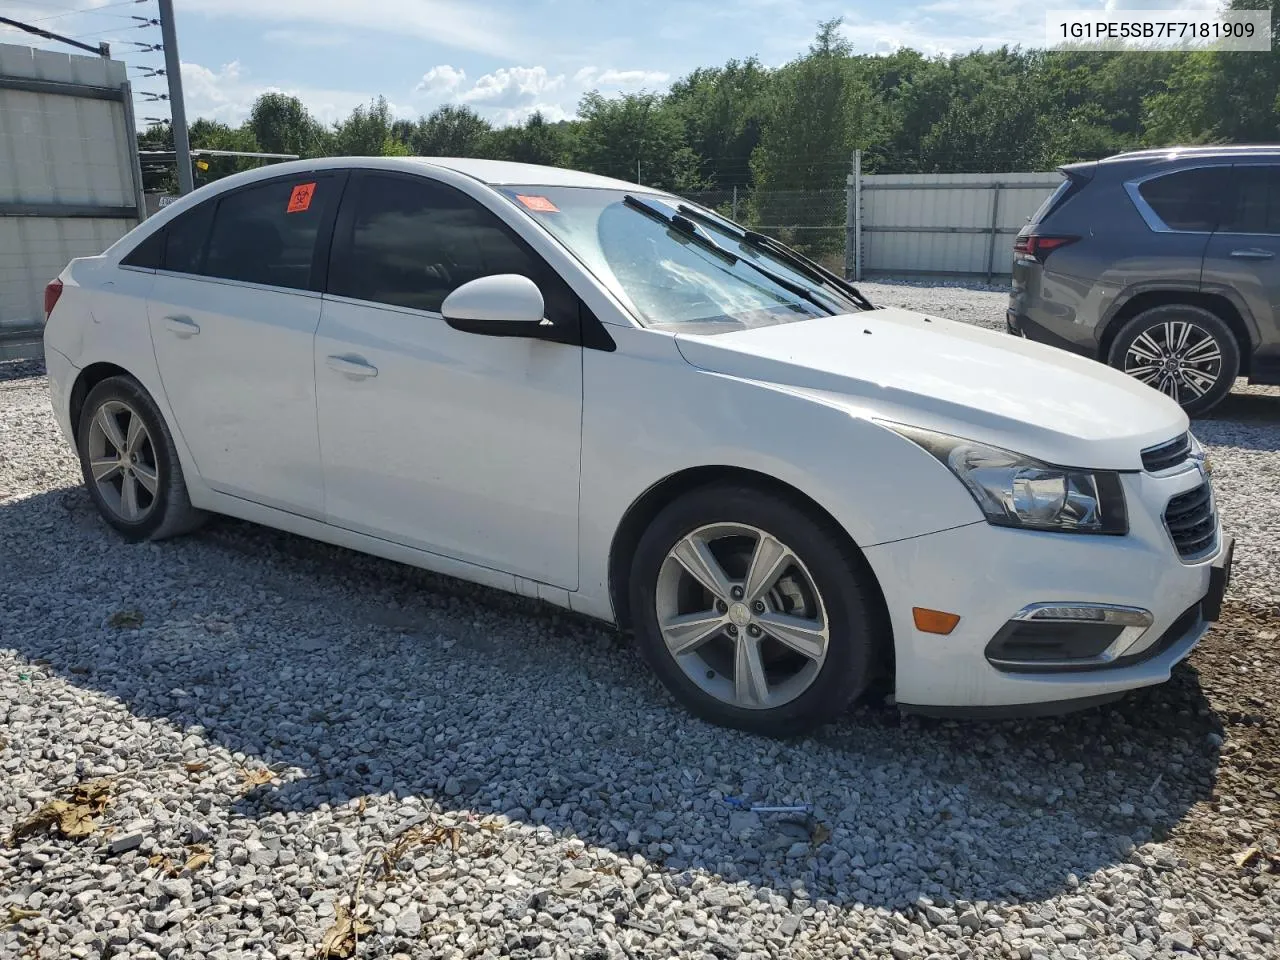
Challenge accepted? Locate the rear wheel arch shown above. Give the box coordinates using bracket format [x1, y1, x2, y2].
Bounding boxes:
[70, 362, 133, 433]
[1100, 290, 1253, 375]
[607, 465, 891, 651]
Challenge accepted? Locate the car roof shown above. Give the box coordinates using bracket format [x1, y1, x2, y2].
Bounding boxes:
[188, 155, 643, 191]
[1100, 144, 1280, 166]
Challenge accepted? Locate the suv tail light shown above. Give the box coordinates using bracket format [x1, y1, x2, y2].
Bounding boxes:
[43, 278, 64, 321]
[1013, 234, 1079, 263]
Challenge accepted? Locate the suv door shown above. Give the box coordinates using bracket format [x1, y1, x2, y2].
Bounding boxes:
[315, 171, 583, 589]
[1202, 164, 1280, 384]
[146, 173, 344, 517]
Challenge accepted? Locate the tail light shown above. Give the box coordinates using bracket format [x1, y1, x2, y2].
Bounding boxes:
[43, 278, 64, 321]
[1013, 234, 1079, 263]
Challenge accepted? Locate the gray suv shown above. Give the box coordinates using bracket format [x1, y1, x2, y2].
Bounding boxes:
[1008, 145, 1280, 416]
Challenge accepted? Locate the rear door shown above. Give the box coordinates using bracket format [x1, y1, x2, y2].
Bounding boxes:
[147, 172, 344, 516]
[1202, 164, 1280, 378]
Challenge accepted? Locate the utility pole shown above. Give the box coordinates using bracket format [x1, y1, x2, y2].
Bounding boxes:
[636, 158, 641, 185]
[157, 0, 192, 195]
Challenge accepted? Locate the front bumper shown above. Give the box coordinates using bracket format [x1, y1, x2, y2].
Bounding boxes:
[864, 465, 1228, 715]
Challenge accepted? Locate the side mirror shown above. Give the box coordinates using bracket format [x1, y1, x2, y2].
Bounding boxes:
[441, 274, 548, 337]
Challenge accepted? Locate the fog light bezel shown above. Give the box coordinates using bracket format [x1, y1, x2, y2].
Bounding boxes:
[985, 602, 1154, 672]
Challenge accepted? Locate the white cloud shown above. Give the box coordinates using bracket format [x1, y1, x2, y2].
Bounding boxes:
[179, 0, 519, 58]
[415, 65, 467, 95]
[573, 66, 671, 89]
[178, 60, 410, 127]
[458, 66, 564, 107]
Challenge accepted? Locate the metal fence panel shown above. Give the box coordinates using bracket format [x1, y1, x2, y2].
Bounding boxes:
[0, 42, 141, 359]
[851, 169, 1064, 280]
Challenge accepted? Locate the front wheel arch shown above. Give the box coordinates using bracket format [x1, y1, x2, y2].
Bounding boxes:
[607, 466, 892, 659]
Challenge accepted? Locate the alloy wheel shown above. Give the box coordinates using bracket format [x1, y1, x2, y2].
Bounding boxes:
[86, 400, 159, 523]
[654, 522, 829, 710]
[1123, 320, 1223, 404]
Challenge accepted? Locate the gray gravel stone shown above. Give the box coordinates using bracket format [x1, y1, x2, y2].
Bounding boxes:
[2, 297, 1278, 959]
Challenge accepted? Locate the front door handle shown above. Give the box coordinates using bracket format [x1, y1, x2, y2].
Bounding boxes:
[1229, 248, 1275, 260]
[326, 354, 379, 379]
[163, 315, 200, 337]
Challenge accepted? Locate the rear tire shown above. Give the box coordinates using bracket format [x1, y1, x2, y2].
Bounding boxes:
[77, 375, 206, 542]
[629, 483, 885, 737]
[1106, 304, 1239, 416]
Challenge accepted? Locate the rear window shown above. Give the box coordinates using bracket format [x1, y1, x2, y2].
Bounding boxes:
[1028, 179, 1072, 226]
[1137, 168, 1225, 232]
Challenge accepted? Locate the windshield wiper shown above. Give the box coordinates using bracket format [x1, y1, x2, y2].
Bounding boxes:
[675, 203, 875, 311]
[623, 195, 838, 317]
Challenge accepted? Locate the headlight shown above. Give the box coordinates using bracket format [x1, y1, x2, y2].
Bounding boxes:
[882, 423, 1128, 535]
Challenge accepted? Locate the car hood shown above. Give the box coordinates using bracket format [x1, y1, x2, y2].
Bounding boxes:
[673, 307, 1189, 470]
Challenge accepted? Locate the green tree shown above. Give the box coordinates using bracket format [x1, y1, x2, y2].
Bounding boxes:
[407, 105, 492, 156]
[570, 91, 704, 190]
[484, 111, 569, 165]
[666, 58, 771, 187]
[248, 93, 330, 158]
[188, 118, 262, 185]
[749, 20, 878, 251]
[331, 97, 405, 156]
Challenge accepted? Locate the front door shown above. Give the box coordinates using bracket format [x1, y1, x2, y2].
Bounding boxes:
[314, 172, 583, 589]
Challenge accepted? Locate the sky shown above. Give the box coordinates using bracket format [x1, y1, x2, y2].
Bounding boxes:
[2, 0, 1223, 129]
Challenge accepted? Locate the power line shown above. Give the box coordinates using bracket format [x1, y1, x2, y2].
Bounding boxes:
[28, 0, 149, 25]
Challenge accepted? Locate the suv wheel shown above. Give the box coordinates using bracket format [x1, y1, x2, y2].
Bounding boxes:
[629, 483, 884, 736]
[1107, 304, 1239, 416]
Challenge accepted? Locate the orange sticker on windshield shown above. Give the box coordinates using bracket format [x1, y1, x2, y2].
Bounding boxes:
[287, 182, 316, 213]
[516, 194, 559, 213]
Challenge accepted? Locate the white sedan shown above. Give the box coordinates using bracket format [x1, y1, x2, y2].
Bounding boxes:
[42, 157, 1233, 735]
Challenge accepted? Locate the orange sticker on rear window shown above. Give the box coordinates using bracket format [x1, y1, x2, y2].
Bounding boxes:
[515, 194, 559, 213]
[287, 182, 316, 213]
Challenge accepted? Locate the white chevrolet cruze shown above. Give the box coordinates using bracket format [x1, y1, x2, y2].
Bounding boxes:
[42, 157, 1233, 735]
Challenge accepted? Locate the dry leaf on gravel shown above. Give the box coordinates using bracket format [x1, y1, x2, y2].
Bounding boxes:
[184, 762, 207, 774]
[3, 906, 40, 925]
[183, 846, 212, 872]
[8, 780, 112, 844]
[317, 902, 374, 959]
[237, 767, 275, 791]
[107, 610, 144, 629]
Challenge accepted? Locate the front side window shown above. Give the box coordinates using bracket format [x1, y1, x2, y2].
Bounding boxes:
[328, 174, 574, 322]
[201, 176, 337, 290]
[1136, 168, 1226, 232]
[497, 186, 859, 333]
[1221, 166, 1280, 235]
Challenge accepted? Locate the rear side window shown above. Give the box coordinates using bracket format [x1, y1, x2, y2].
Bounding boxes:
[328, 173, 576, 323]
[1221, 166, 1280, 235]
[1137, 168, 1225, 232]
[202, 177, 337, 290]
[121, 229, 164, 269]
[163, 202, 215, 274]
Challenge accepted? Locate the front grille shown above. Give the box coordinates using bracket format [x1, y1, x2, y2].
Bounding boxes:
[1164, 482, 1217, 559]
[1142, 433, 1191, 473]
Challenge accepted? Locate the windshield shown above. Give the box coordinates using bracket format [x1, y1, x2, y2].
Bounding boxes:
[499, 186, 863, 333]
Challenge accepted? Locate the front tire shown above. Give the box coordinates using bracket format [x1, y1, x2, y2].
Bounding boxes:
[629, 483, 885, 737]
[1107, 304, 1239, 416]
[77, 375, 206, 542]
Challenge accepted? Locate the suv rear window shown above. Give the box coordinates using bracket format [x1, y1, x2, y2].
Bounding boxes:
[1028, 179, 1072, 226]
[1137, 168, 1225, 232]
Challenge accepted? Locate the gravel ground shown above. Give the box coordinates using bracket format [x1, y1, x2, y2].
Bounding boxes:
[2, 284, 1279, 960]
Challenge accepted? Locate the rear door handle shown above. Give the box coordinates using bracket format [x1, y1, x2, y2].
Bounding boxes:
[1229, 248, 1275, 260]
[163, 315, 200, 337]
[326, 354, 379, 379]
